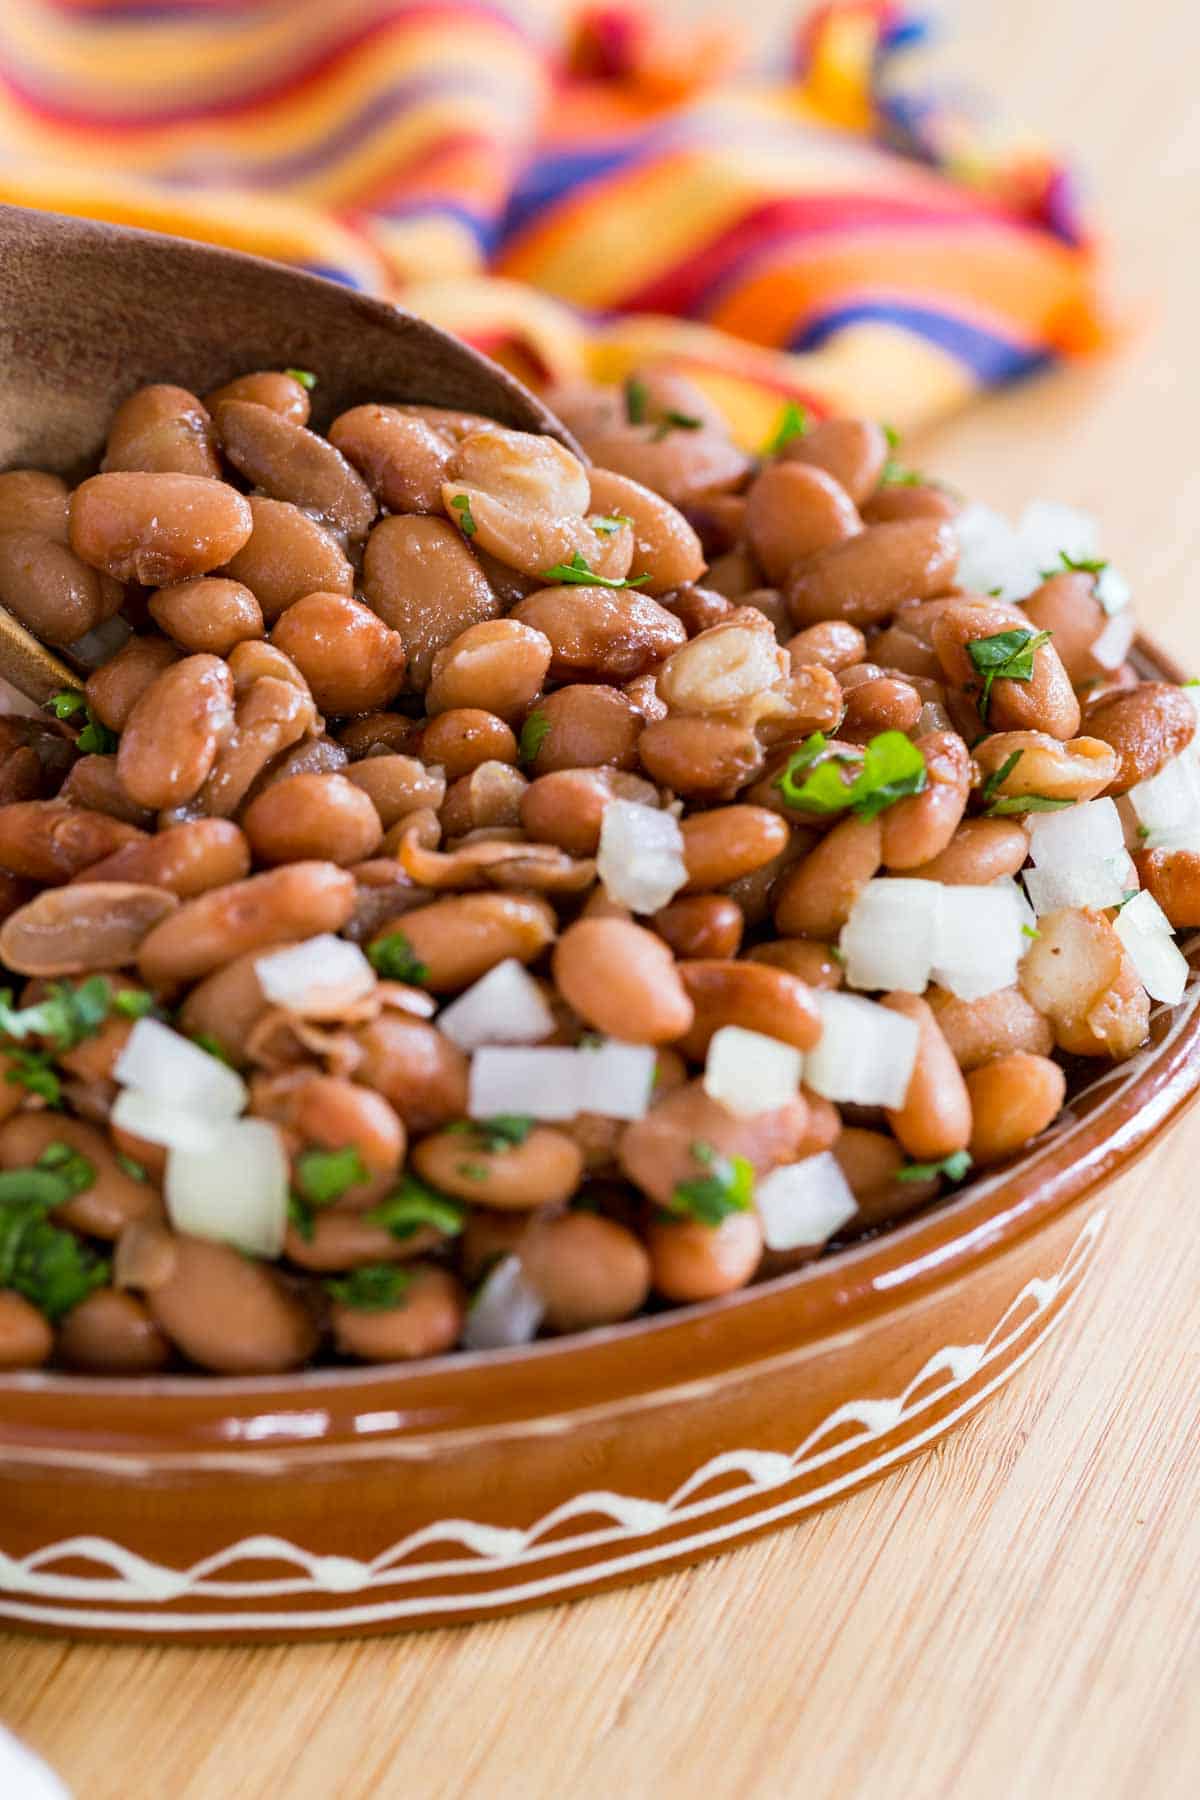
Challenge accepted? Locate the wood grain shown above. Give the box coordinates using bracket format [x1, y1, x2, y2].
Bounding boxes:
[2, 1, 1199, 1793]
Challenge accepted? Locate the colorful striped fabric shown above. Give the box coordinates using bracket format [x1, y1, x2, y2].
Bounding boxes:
[0, 1, 1109, 444]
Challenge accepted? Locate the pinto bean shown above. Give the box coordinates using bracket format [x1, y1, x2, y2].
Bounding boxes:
[841, 675, 922, 742]
[519, 767, 656, 857]
[931, 601, 1080, 740]
[0, 469, 70, 542]
[586, 467, 706, 595]
[270, 592, 406, 716]
[780, 417, 888, 504]
[351, 1015, 468, 1133]
[773, 813, 882, 937]
[0, 802, 143, 883]
[514, 1211, 649, 1331]
[511, 586, 685, 683]
[361, 514, 503, 692]
[124, 1228, 318, 1374]
[624, 671, 667, 724]
[880, 729, 971, 870]
[103, 383, 221, 479]
[746, 937, 843, 988]
[522, 684, 640, 774]
[1081, 683, 1197, 792]
[389, 892, 556, 992]
[831, 1127, 937, 1229]
[926, 983, 1055, 1071]
[675, 959, 821, 1060]
[70, 471, 253, 585]
[862, 483, 957, 524]
[329, 404, 455, 513]
[0, 533, 124, 646]
[85, 635, 180, 732]
[417, 710, 515, 782]
[637, 715, 763, 798]
[704, 544, 760, 599]
[744, 461, 860, 584]
[785, 621, 867, 673]
[0, 1113, 161, 1240]
[56, 756, 150, 828]
[284, 1211, 434, 1271]
[972, 731, 1119, 806]
[205, 370, 312, 424]
[57, 1288, 171, 1373]
[137, 862, 355, 990]
[328, 1264, 465, 1360]
[344, 755, 446, 828]
[786, 519, 958, 629]
[660, 584, 735, 638]
[552, 917, 693, 1044]
[654, 895, 744, 961]
[680, 805, 789, 893]
[217, 399, 375, 539]
[0, 1291, 54, 1369]
[116, 653, 235, 809]
[438, 762, 527, 838]
[655, 614, 785, 715]
[908, 817, 1029, 885]
[424, 618, 551, 722]
[1019, 906, 1150, 1059]
[1021, 572, 1111, 684]
[413, 1124, 584, 1210]
[1132, 848, 1200, 926]
[967, 1053, 1067, 1165]
[0, 881, 178, 976]
[242, 771, 383, 866]
[74, 817, 250, 897]
[646, 1211, 763, 1301]
[219, 495, 354, 621]
[619, 1079, 809, 1210]
[149, 576, 264, 655]
[881, 993, 972, 1160]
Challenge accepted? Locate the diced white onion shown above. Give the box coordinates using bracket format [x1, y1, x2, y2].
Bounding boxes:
[839, 879, 940, 993]
[1026, 797, 1126, 869]
[468, 1046, 585, 1120]
[703, 1026, 803, 1118]
[804, 992, 919, 1109]
[113, 1017, 246, 1118]
[1095, 564, 1132, 616]
[597, 799, 687, 915]
[1018, 499, 1099, 572]
[756, 1152, 858, 1251]
[111, 1088, 224, 1154]
[954, 496, 1129, 616]
[1023, 854, 1135, 917]
[1090, 607, 1136, 669]
[953, 502, 1039, 603]
[255, 935, 375, 1017]
[1128, 748, 1200, 847]
[931, 885, 1027, 999]
[576, 1040, 657, 1120]
[437, 958, 556, 1051]
[1114, 891, 1190, 1003]
[462, 1255, 544, 1351]
[165, 1118, 289, 1258]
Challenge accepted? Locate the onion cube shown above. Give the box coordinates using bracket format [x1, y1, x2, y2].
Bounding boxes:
[756, 1153, 857, 1251]
[805, 993, 919, 1109]
[1090, 608, 1136, 669]
[437, 958, 555, 1051]
[931, 885, 1027, 999]
[1128, 749, 1200, 846]
[468, 1046, 586, 1121]
[1026, 798, 1126, 869]
[597, 799, 686, 915]
[577, 1040, 657, 1120]
[839, 879, 939, 994]
[111, 1088, 224, 1155]
[1023, 855, 1135, 918]
[165, 1118, 289, 1258]
[255, 934, 375, 1016]
[703, 1025, 802, 1118]
[113, 1017, 246, 1118]
[1114, 891, 1190, 1004]
[462, 1255, 544, 1351]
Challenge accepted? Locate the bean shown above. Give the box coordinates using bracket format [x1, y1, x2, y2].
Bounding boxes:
[660, 584, 734, 638]
[0, 533, 124, 647]
[862, 483, 957, 524]
[425, 618, 551, 721]
[972, 731, 1119, 806]
[116, 653, 235, 809]
[250, 732, 347, 798]
[74, 817, 250, 897]
[205, 370, 311, 424]
[85, 635, 180, 732]
[553, 917, 694, 1044]
[654, 615, 784, 717]
[0, 469, 70, 541]
[242, 771, 382, 866]
[1081, 682, 1196, 792]
[416, 710, 514, 782]
[338, 715, 416, 760]
[361, 515, 502, 694]
[519, 767, 657, 856]
[0, 1113, 161, 1239]
[619, 1079, 809, 1211]
[931, 600, 1080, 739]
[675, 958, 822, 1059]
[521, 1211, 651, 1330]
[439, 761, 527, 838]
[0, 1290, 54, 1369]
[587, 466, 706, 595]
[786, 519, 958, 629]
[654, 895, 744, 961]
[58, 983, 143, 1080]
[344, 755, 446, 828]
[329, 404, 455, 513]
[523, 684, 640, 774]
[680, 805, 789, 893]
[0, 801, 143, 883]
[746, 937, 843, 988]
[785, 620, 867, 673]
[330, 1265, 466, 1361]
[217, 399, 376, 539]
[413, 1124, 584, 1209]
[966, 1053, 1067, 1165]
[218, 495, 354, 624]
[351, 1015, 468, 1133]
[831, 1127, 936, 1231]
[177, 944, 289, 1064]
[149, 576, 264, 655]
[57, 1288, 171, 1373]
[880, 729, 971, 870]
[1022, 572, 1110, 685]
[0, 881, 177, 975]
[841, 674, 922, 742]
[138, 862, 355, 989]
[908, 817, 1029, 885]
[926, 984, 1054, 1072]
[1019, 906, 1150, 1059]
[284, 1212, 433, 1271]
[1132, 848, 1200, 926]
[271, 591, 406, 715]
[563, 416, 750, 509]
[624, 671, 668, 724]
[638, 715, 763, 799]
[745, 461, 861, 584]
[773, 813, 883, 937]
[57, 755, 151, 827]
[704, 545, 759, 599]
[646, 1211, 763, 1302]
[103, 383, 221, 479]
[254, 1072, 405, 1183]
[511, 586, 685, 683]
[780, 417, 888, 504]
[126, 1228, 318, 1373]
[881, 993, 972, 1160]
[70, 471, 253, 585]
[682, 493, 747, 558]
[390, 892, 556, 992]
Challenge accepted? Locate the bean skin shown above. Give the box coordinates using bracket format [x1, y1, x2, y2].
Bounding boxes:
[0, 1113, 161, 1240]
[746, 937, 843, 988]
[773, 813, 882, 938]
[972, 731, 1118, 806]
[880, 730, 971, 870]
[926, 984, 1054, 1072]
[351, 1015, 469, 1134]
[744, 461, 860, 585]
[149, 576, 264, 655]
[217, 399, 376, 539]
[522, 684, 640, 774]
[57, 1289, 171, 1373]
[85, 635, 180, 732]
[520, 1211, 652, 1331]
[511, 586, 686, 683]
[1082, 682, 1197, 792]
[1132, 848, 1200, 927]
[137, 862, 356, 990]
[0, 801, 144, 884]
[675, 958, 822, 1060]
[73, 818, 250, 898]
[786, 519, 958, 629]
[618, 1080, 809, 1209]
[780, 417, 888, 504]
[586, 467, 706, 595]
[907, 817, 1029, 885]
[102, 383, 221, 479]
[654, 895, 744, 961]
[424, 619, 551, 723]
[220, 495, 354, 621]
[271, 592, 407, 716]
[553, 917, 694, 1044]
[519, 767, 657, 857]
[882, 993, 972, 1161]
[391, 892, 556, 993]
[70, 471, 253, 585]
[646, 1212, 763, 1302]
[205, 370, 312, 425]
[0, 469, 70, 542]
[418, 709, 516, 781]
[680, 805, 789, 893]
[0, 1291, 54, 1369]
[329, 404, 454, 513]
[931, 600, 1080, 740]
[966, 1053, 1067, 1165]
[0, 533, 124, 647]
[242, 771, 383, 866]
[785, 621, 867, 673]
[116, 653, 236, 809]
[638, 715, 764, 799]
[0, 881, 178, 976]
[362, 514, 502, 691]
[412, 1125, 584, 1209]
[329, 1266, 466, 1361]
[127, 1229, 318, 1374]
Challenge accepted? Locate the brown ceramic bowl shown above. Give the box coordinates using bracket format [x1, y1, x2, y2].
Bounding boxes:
[0, 211, 1198, 1642]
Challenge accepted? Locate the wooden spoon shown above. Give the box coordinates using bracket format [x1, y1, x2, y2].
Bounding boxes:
[0, 203, 574, 705]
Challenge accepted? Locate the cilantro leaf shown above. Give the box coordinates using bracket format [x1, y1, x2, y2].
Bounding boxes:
[47, 688, 87, 721]
[667, 1141, 755, 1226]
[284, 367, 317, 390]
[77, 717, 119, 756]
[897, 1150, 973, 1184]
[0, 1202, 108, 1320]
[113, 988, 155, 1020]
[985, 794, 1075, 817]
[590, 513, 632, 537]
[190, 1031, 233, 1066]
[448, 1114, 535, 1153]
[979, 749, 1024, 807]
[366, 1175, 465, 1240]
[1021, 924, 1041, 940]
[775, 730, 927, 822]
[542, 552, 650, 589]
[325, 1264, 414, 1312]
[449, 492, 477, 538]
[965, 628, 1053, 723]
[652, 410, 703, 441]
[624, 376, 648, 424]
[367, 932, 429, 985]
[294, 1145, 368, 1207]
[762, 400, 809, 456]
[288, 1192, 316, 1242]
[0, 976, 113, 1051]
[1041, 550, 1108, 580]
[116, 1152, 149, 1183]
[3, 1051, 61, 1106]
[518, 709, 551, 766]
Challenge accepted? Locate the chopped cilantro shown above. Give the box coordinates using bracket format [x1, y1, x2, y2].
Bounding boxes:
[775, 730, 927, 822]
[456, 1161, 490, 1182]
[190, 1031, 233, 1066]
[897, 1150, 973, 1184]
[985, 794, 1075, 817]
[979, 749, 1024, 807]
[284, 367, 317, 390]
[0, 976, 113, 1051]
[1114, 889, 1140, 911]
[77, 717, 118, 756]
[448, 1114, 535, 1153]
[3, 1051, 61, 1106]
[652, 409, 703, 440]
[1136, 823, 1152, 840]
[624, 376, 649, 424]
[518, 710, 551, 766]
[367, 932, 429, 985]
[287, 1192, 316, 1242]
[667, 1141, 755, 1226]
[366, 1176, 465, 1240]
[0, 1200, 108, 1320]
[0, 1144, 95, 1209]
[47, 688, 87, 721]
[325, 1264, 414, 1312]
[294, 1145, 368, 1207]
[1021, 923, 1041, 940]
[1041, 550, 1108, 580]
[762, 400, 809, 456]
[113, 988, 155, 1020]
[590, 513, 632, 537]
[541, 552, 650, 589]
[449, 492, 477, 538]
[116, 1152, 149, 1183]
[966, 628, 1053, 723]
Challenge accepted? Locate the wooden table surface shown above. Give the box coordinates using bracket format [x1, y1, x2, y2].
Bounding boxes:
[3, 3, 1199, 1794]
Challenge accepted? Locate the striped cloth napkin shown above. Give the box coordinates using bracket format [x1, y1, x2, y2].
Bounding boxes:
[0, 1, 1108, 443]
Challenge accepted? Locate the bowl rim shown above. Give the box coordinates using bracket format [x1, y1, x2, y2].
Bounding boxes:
[3, 634, 1198, 1454]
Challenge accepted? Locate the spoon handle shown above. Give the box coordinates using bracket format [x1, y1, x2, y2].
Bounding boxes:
[0, 606, 77, 705]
